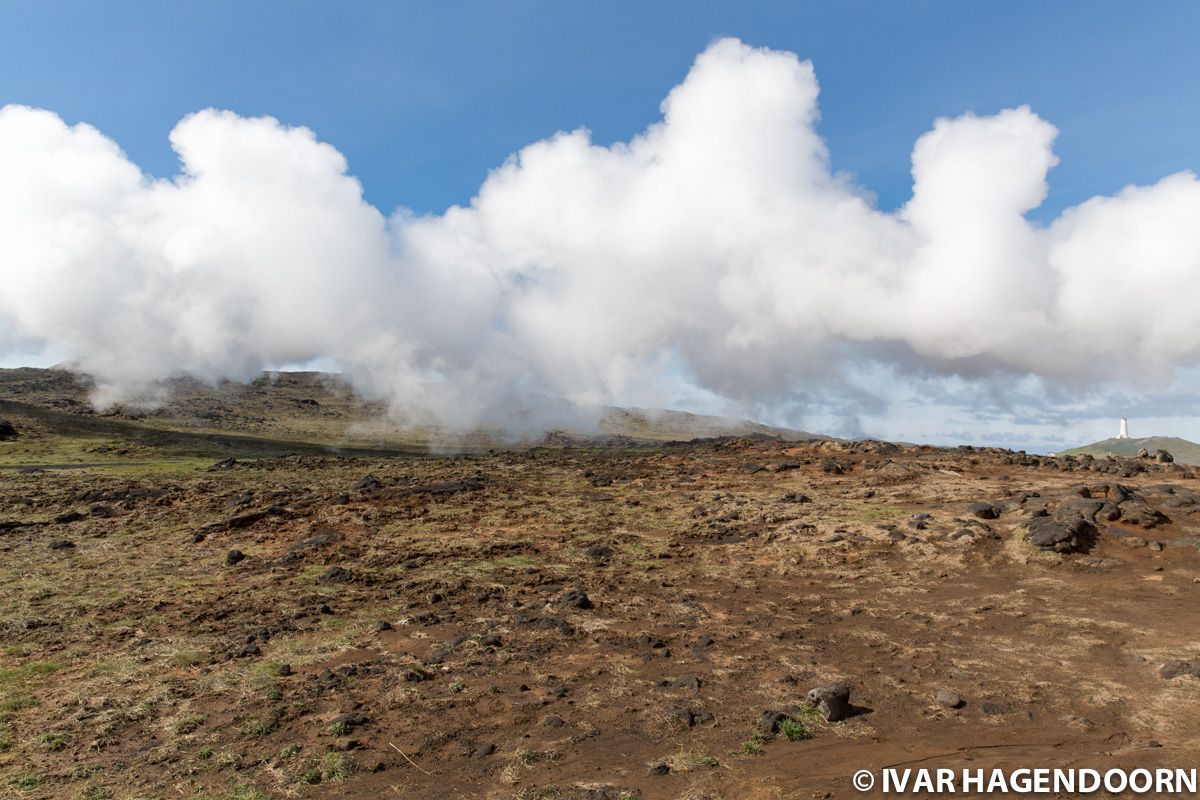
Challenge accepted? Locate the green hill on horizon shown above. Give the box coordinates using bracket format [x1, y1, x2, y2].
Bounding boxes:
[1060, 435, 1200, 466]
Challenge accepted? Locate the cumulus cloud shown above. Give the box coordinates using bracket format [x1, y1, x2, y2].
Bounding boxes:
[1, 38, 1198, 437]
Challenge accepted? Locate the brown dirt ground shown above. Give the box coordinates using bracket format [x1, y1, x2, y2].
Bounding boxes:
[2, 436, 1200, 799]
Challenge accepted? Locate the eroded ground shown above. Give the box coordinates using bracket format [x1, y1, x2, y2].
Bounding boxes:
[3, 438, 1200, 799]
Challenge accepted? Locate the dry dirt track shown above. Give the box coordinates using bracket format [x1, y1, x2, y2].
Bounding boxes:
[3, 437, 1200, 799]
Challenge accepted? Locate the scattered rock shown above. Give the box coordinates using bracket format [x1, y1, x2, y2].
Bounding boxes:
[225, 549, 246, 566]
[561, 587, 593, 610]
[0, 420, 17, 440]
[1160, 660, 1200, 679]
[936, 689, 964, 709]
[646, 762, 670, 776]
[1025, 515, 1096, 553]
[48, 539, 75, 550]
[353, 474, 384, 492]
[374, 620, 393, 632]
[473, 743, 496, 758]
[584, 545, 614, 560]
[758, 709, 794, 733]
[316, 566, 353, 584]
[967, 502, 998, 520]
[807, 681, 852, 721]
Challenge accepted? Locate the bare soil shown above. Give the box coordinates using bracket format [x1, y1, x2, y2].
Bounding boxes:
[2, 386, 1200, 798]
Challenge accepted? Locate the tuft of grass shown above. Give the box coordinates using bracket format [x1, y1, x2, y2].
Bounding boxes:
[77, 789, 114, 800]
[320, 752, 354, 781]
[280, 744, 300, 759]
[778, 717, 813, 741]
[298, 768, 321, 785]
[197, 746, 215, 760]
[741, 730, 768, 755]
[39, 731, 68, 751]
[10, 774, 43, 790]
[219, 785, 273, 800]
[247, 717, 277, 737]
[328, 720, 350, 737]
[173, 714, 206, 735]
[449, 680, 465, 693]
[691, 754, 720, 767]
[0, 693, 39, 714]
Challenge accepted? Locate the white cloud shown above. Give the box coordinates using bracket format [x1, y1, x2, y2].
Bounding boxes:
[1, 38, 1198, 440]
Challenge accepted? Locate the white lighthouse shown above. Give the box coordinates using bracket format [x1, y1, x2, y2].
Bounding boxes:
[1118, 416, 1129, 439]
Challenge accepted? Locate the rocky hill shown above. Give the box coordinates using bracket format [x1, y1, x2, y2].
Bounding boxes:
[1060, 436, 1200, 466]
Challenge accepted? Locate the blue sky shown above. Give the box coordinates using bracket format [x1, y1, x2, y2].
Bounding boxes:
[2, 3, 1199, 452]
[3, 1, 1197, 220]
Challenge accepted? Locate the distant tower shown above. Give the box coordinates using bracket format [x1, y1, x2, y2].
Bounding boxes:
[1119, 417, 1129, 439]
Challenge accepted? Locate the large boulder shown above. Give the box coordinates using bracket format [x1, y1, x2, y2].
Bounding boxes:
[1025, 514, 1097, 553]
[0, 420, 16, 440]
[807, 681, 852, 721]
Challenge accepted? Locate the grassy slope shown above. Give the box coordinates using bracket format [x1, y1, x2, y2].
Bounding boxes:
[1059, 436, 1200, 466]
[0, 368, 822, 470]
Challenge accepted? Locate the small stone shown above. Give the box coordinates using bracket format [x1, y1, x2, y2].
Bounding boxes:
[225, 549, 246, 566]
[647, 762, 670, 776]
[758, 709, 793, 733]
[316, 565, 353, 584]
[473, 743, 496, 758]
[48, 539, 75, 550]
[561, 587, 593, 610]
[1160, 659, 1200, 679]
[935, 689, 964, 709]
[374, 620, 393, 632]
[967, 502, 998, 520]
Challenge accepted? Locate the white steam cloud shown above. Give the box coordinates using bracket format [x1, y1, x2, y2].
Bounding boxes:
[2, 38, 1198, 435]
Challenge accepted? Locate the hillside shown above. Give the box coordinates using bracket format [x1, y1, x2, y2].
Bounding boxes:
[0, 367, 822, 468]
[1060, 435, 1200, 466]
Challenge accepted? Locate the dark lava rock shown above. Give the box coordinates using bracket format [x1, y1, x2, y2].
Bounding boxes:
[550, 685, 569, 698]
[316, 566, 353, 584]
[1025, 515, 1096, 553]
[584, 545, 615, 560]
[1160, 659, 1200, 679]
[48, 539, 75, 550]
[647, 763, 670, 776]
[225, 549, 247, 566]
[374, 620, 393, 633]
[237, 642, 260, 658]
[280, 527, 339, 563]
[742, 463, 767, 474]
[353, 474, 384, 492]
[807, 681, 852, 721]
[277, 664, 293, 676]
[638, 634, 666, 649]
[1156, 450, 1175, 464]
[207, 457, 239, 471]
[561, 587, 593, 610]
[936, 689, 964, 709]
[473, 743, 496, 758]
[542, 715, 565, 728]
[758, 709, 794, 733]
[54, 510, 86, 524]
[967, 502, 998, 520]
[480, 633, 502, 647]
[0, 420, 17, 440]
[781, 492, 812, 503]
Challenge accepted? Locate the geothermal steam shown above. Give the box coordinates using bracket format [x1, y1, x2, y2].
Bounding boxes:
[1, 38, 1198, 431]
